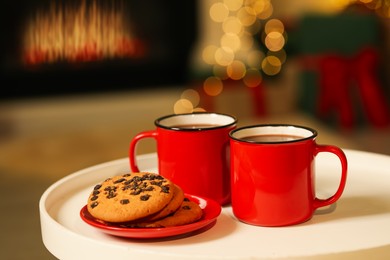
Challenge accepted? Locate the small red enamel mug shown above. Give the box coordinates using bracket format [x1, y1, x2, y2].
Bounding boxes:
[129, 112, 237, 205]
[229, 124, 348, 226]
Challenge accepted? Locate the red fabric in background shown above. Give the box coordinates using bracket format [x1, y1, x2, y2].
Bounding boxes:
[301, 47, 390, 129]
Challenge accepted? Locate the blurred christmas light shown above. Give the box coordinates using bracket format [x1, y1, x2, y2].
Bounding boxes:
[237, 7, 257, 26]
[255, 2, 273, 19]
[264, 18, 284, 34]
[264, 31, 285, 51]
[243, 68, 263, 87]
[250, 0, 267, 14]
[202, 45, 219, 65]
[210, 2, 229, 22]
[262, 55, 281, 76]
[215, 47, 235, 66]
[227, 60, 247, 80]
[181, 89, 200, 108]
[192, 107, 207, 112]
[174, 99, 194, 114]
[176, 0, 288, 113]
[221, 33, 241, 52]
[203, 76, 224, 96]
[225, 0, 244, 11]
[222, 16, 243, 34]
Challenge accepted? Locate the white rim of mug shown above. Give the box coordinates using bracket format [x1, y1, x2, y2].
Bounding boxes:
[155, 112, 237, 131]
[229, 124, 318, 144]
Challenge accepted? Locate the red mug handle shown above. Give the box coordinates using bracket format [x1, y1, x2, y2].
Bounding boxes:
[313, 144, 348, 209]
[129, 130, 158, 172]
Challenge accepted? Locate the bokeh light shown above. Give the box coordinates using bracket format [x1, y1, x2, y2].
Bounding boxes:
[174, 99, 194, 114]
[210, 2, 229, 23]
[181, 89, 200, 108]
[255, 1, 273, 20]
[215, 47, 235, 66]
[225, 0, 244, 11]
[203, 76, 224, 96]
[261, 55, 281, 76]
[222, 16, 243, 34]
[264, 18, 284, 34]
[192, 107, 207, 112]
[237, 7, 257, 26]
[202, 45, 218, 65]
[221, 33, 241, 52]
[264, 31, 285, 51]
[249, 0, 267, 14]
[243, 68, 263, 87]
[227, 60, 247, 80]
[195, 0, 288, 112]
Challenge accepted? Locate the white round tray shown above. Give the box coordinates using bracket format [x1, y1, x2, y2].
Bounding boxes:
[39, 150, 390, 259]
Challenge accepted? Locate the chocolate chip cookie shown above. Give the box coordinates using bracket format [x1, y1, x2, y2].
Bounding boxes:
[124, 198, 203, 228]
[144, 183, 185, 221]
[87, 172, 174, 223]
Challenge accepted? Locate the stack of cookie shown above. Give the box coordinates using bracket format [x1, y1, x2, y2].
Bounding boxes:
[87, 172, 203, 228]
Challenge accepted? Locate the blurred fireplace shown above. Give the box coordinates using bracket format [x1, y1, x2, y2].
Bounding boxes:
[0, 0, 197, 99]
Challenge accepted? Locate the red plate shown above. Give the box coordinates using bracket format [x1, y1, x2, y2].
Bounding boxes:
[80, 194, 221, 239]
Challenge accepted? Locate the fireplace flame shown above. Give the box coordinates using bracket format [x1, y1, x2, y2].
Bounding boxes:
[23, 0, 145, 65]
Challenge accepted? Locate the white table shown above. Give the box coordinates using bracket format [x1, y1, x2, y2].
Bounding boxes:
[40, 150, 390, 259]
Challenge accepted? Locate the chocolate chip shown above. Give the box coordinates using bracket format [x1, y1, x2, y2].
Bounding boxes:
[160, 185, 170, 193]
[184, 198, 190, 202]
[120, 199, 130, 205]
[123, 180, 132, 185]
[104, 186, 116, 192]
[144, 186, 154, 191]
[151, 180, 164, 186]
[130, 189, 142, 195]
[90, 201, 99, 208]
[93, 184, 102, 190]
[132, 176, 142, 182]
[182, 205, 191, 210]
[91, 195, 98, 201]
[140, 194, 151, 201]
[106, 190, 117, 199]
[114, 178, 126, 184]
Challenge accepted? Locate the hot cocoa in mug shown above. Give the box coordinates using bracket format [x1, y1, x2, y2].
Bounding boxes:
[240, 134, 303, 142]
[169, 124, 220, 129]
